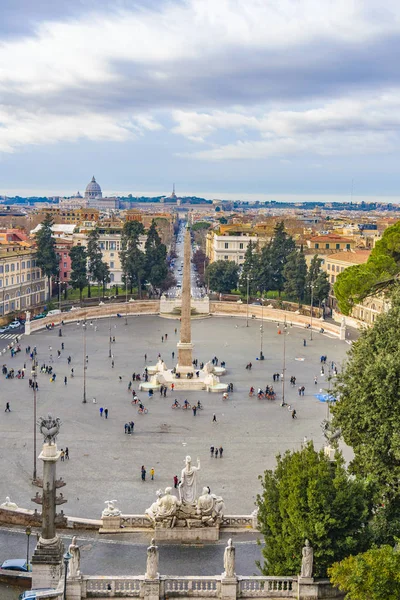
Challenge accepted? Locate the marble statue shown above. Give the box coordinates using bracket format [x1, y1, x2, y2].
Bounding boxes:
[300, 540, 314, 578]
[1, 496, 18, 510]
[204, 361, 214, 374]
[179, 456, 200, 504]
[145, 490, 164, 524]
[102, 499, 121, 517]
[197, 487, 225, 525]
[68, 536, 81, 578]
[145, 539, 159, 579]
[156, 359, 167, 372]
[223, 538, 235, 578]
[37, 414, 61, 445]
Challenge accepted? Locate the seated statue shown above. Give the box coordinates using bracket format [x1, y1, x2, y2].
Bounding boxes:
[145, 490, 164, 525]
[197, 487, 225, 525]
[146, 488, 180, 528]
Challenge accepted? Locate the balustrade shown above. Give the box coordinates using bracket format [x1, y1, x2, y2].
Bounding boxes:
[238, 577, 293, 596]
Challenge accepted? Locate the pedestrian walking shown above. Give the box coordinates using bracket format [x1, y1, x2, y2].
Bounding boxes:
[5, 402, 11, 412]
[314, 376, 317, 385]
[161, 336, 164, 343]
[150, 467, 155, 480]
[93, 397, 97, 404]
[141, 466, 146, 481]
[173, 475, 178, 488]
[65, 447, 69, 459]
[172, 351, 175, 359]
[104, 408, 109, 419]
[219, 446, 223, 457]
[210, 446, 214, 456]
[100, 407, 104, 417]
[303, 339, 307, 347]
[144, 354, 147, 362]
[60, 449, 65, 461]
[212, 413, 217, 423]
[64, 376, 67, 385]
[71, 368, 74, 377]
[292, 409, 297, 419]
[192, 406, 197, 416]
[111, 360, 114, 368]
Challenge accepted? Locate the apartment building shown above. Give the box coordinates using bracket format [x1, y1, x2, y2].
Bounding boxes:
[206, 224, 269, 265]
[0, 247, 47, 317]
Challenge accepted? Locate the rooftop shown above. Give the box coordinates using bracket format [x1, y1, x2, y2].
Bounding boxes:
[326, 250, 371, 264]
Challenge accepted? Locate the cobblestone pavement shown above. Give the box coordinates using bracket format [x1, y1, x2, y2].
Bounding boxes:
[0, 315, 349, 519]
[0, 526, 263, 577]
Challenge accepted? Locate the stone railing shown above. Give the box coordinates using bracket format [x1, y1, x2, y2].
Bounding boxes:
[120, 515, 153, 529]
[238, 577, 293, 596]
[222, 515, 256, 530]
[83, 575, 143, 597]
[162, 576, 221, 596]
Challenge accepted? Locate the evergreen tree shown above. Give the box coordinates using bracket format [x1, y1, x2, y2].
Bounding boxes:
[283, 249, 307, 304]
[258, 243, 273, 293]
[257, 443, 370, 578]
[35, 213, 59, 301]
[268, 222, 295, 295]
[205, 260, 239, 293]
[97, 261, 111, 297]
[145, 220, 168, 290]
[69, 246, 88, 302]
[239, 240, 260, 294]
[86, 227, 108, 299]
[305, 255, 330, 305]
[120, 221, 146, 298]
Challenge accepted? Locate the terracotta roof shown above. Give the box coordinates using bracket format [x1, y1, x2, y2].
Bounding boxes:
[326, 250, 371, 264]
[309, 234, 353, 242]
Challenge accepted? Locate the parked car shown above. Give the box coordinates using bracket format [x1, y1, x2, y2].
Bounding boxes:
[32, 313, 46, 320]
[9, 320, 21, 329]
[1, 558, 31, 572]
[0, 326, 8, 333]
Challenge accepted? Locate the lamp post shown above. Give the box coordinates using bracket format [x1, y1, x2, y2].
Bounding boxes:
[310, 283, 315, 341]
[125, 273, 128, 326]
[63, 550, 72, 600]
[246, 275, 250, 327]
[108, 297, 112, 359]
[260, 291, 264, 360]
[32, 358, 38, 482]
[282, 317, 288, 405]
[82, 315, 87, 403]
[25, 526, 31, 569]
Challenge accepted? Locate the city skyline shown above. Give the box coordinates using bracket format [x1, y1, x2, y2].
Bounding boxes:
[2, 1, 400, 200]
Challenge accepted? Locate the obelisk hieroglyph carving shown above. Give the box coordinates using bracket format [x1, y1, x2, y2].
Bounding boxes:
[176, 226, 194, 374]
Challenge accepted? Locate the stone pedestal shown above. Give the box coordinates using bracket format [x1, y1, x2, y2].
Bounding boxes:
[176, 341, 195, 375]
[31, 536, 64, 590]
[298, 577, 318, 599]
[66, 577, 83, 600]
[221, 577, 237, 600]
[100, 515, 122, 533]
[154, 524, 219, 542]
[143, 578, 160, 600]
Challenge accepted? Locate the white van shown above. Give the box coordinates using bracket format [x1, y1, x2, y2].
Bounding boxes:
[46, 309, 61, 316]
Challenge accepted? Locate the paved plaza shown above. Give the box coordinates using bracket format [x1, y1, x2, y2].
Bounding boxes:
[0, 315, 349, 519]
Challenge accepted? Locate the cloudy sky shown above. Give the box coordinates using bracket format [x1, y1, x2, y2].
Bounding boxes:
[1, 0, 400, 201]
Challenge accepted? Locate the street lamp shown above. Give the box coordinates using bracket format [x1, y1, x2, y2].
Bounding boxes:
[125, 273, 128, 326]
[260, 291, 264, 360]
[32, 358, 38, 482]
[108, 297, 112, 359]
[63, 550, 72, 600]
[246, 275, 250, 327]
[82, 315, 87, 403]
[25, 526, 31, 569]
[310, 283, 315, 341]
[281, 317, 288, 405]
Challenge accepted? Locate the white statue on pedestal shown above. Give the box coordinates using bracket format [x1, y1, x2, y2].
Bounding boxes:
[102, 499, 121, 517]
[300, 540, 314, 578]
[68, 536, 81, 578]
[197, 487, 225, 524]
[145, 490, 164, 524]
[223, 539, 235, 578]
[179, 456, 200, 504]
[145, 539, 159, 579]
[1, 496, 18, 510]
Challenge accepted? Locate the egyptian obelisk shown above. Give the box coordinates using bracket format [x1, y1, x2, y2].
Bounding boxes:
[176, 226, 194, 374]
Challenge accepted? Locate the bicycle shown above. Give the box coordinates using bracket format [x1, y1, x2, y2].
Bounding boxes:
[182, 403, 191, 410]
[138, 407, 148, 414]
[131, 396, 139, 405]
[171, 402, 181, 409]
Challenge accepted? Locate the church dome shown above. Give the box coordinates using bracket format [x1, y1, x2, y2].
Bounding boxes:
[85, 176, 102, 199]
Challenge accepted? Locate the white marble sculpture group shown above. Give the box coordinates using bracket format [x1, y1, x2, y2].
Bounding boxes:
[145, 455, 225, 529]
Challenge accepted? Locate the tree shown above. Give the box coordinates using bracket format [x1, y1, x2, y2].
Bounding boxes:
[257, 443, 370, 578]
[329, 545, 400, 600]
[86, 227, 108, 299]
[191, 222, 211, 232]
[145, 220, 168, 290]
[283, 249, 307, 304]
[97, 261, 111, 297]
[268, 221, 295, 295]
[239, 240, 260, 295]
[35, 213, 59, 300]
[192, 248, 208, 285]
[331, 287, 400, 539]
[205, 260, 239, 293]
[69, 246, 88, 302]
[305, 255, 330, 305]
[120, 221, 146, 298]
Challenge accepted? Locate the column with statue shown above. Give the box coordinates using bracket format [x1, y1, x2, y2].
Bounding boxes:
[31, 415, 67, 590]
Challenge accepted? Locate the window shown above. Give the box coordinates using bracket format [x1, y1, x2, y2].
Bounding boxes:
[32, 272, 36, 280]
[315, 243, 319, 249]
[21, 275, 24, 282]
[21, 262, 25, 269]
[346, 244, 351, 250]
[224, 255, 228, 260]
[5, 265, 9, 272]
[100, 242, 105, 250]
[17, 275, 19, 283]
[32, 260, 36, 267]
[63, 262, 67, 268]
[327, 264, 330, 270]
[11, 264, 15, 272]
[0, 281, 2, 288]
[325, 243, 330, 249]
[27, 260, 31, 268]
[64, 272, 67, 278]
[336, 243, 340, 249]
[239, 243, 244, 249]
[110, 241, 116, 250]
[110, 253, 114, 257]
[224, 242, 229, 249]
[27, 273, 30, 281]
[110, 273, 114, 282]
[64, 253, 67, 258]
[331, 275, 335, 283]
[110, 261, 115, 269]
[0, 265, 3, 273]
[239, 255, 244, 260]
[11, 276, 14, 284]
[5, 277, 8, 286]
